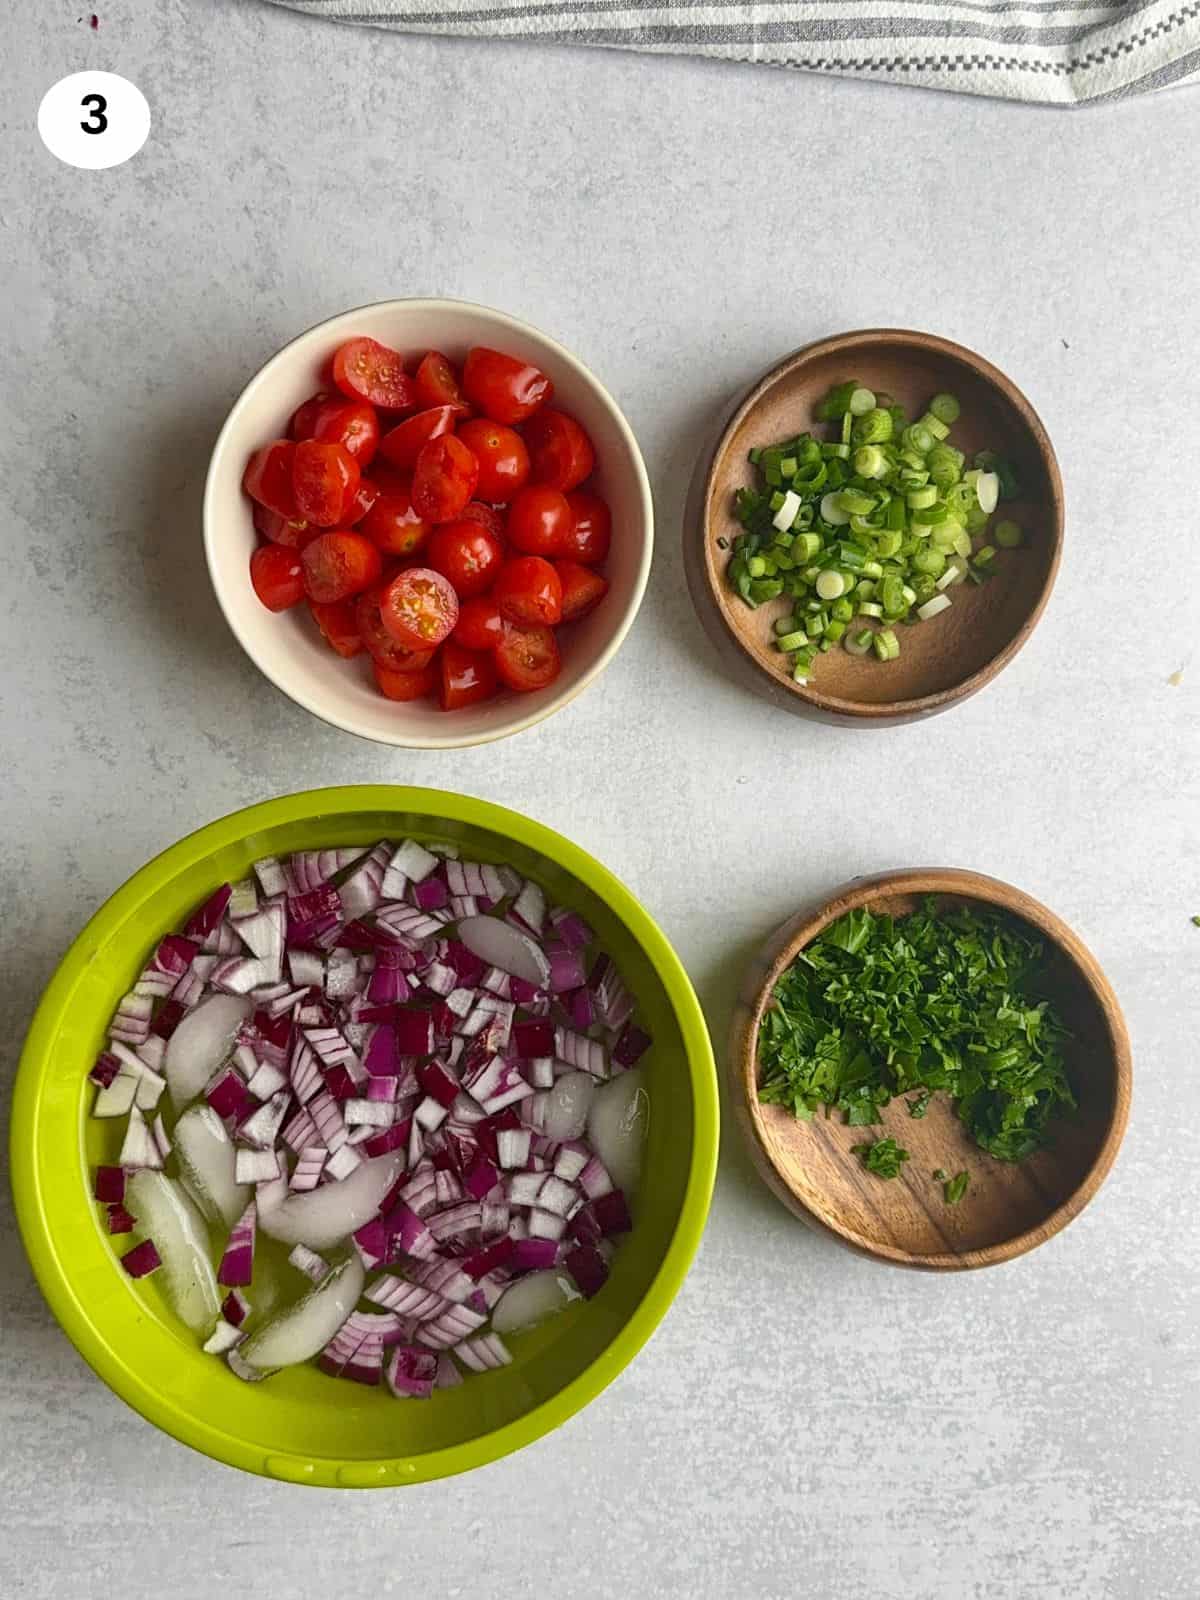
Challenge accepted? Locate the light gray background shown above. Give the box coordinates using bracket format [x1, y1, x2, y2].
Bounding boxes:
[3, 4, 1198, 1596]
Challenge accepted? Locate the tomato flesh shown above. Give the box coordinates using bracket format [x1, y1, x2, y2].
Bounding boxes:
[250, 544, 305, 611]
[493, 555, 563, 626]
[495, 623, 561, 693]
[243, 440, 298, 518]
[300, 530, 382, 604]
[524, 409, 595, 493]
[373, 659, 436, 702]
[380, 566, 459, 651]
[563, 490, 612, 565]
[378, 405, 463, 472]
[253, 502, 315, 548]
[360, 482, 431, 557]
[292, 439, 360, 527]
[331, 338, 416, 411]
[309, 598, 363, 657]
[343, 479, 380, 526]
[411, 434, 479, 524]
[506, 484, 573, 557]
[355, 585, 437, 671]
[439, 641, 498, 711]
[555, 560, 610, 622]
[427, 519, 503, 600]
[453, 597, 505, 653]
[413, 351, 468, 412]
[456, 418, 530, 503]
[462, 347, 553, 425]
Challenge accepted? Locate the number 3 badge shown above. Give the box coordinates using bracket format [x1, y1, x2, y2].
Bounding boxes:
[38, 72, 150, 170]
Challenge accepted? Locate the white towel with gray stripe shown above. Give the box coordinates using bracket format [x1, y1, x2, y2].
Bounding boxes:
[266, 0, 1200, 101]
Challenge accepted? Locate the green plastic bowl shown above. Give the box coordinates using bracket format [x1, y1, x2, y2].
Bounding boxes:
[10, 787, 718, 1486]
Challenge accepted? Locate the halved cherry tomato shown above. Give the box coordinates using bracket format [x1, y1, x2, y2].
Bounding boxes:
[313, 401, 380, 467]
[523, 409, 595, 493]
[290, 391, 332, 440]
[453, 596, 504, 652]
[373, 658, 436, 702]
[492, 555, 562, 626]
[292, 439, 360, 527]
[360, 481, 431, 557]
[495, 622, 561, 693]
[331, 338, 415, 411]
[427, 519, 503, 599]
[563, 490, 612, 565]
[300, 530, 382, 603]
[462, 348, 553, 425]
[378, 405, 463, 472]
[344, 479, 380, 526]
[456, 418, 529, 503]
[457, 501, 505, 539]
[253, 502, 316, 549]
[413, 351, 468, 412]
[355, 584, 437, 672]
[250, 544, 304, 611]
[411, 435, 479, 524]
[243, 440, 298, 518]
[439, 641, 498, 711]
[309, 598, 363, 657]
[555, 559, 610, 622]
[506, 485, 573, 557]
[380, 566, 459, 651]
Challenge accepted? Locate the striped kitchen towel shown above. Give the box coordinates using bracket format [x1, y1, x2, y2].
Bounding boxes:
[266, 0, 1200, 102]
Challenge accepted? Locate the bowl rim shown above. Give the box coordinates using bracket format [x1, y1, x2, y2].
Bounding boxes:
[10, 785, 719, 1484]
[697, 328, 1065, 721]
[735, 868, 1131, 1270]
[202, 298, 655, 750]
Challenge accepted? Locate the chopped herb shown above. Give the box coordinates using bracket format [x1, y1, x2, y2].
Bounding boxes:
[943, 1171, 970, 1206]
[851, 1137, 910, 1179]
[907, 1089, 932, 1119]
[1192, 915, 1200, 928]
[932, 1168, 947, 1183]
[757, 900, 1075, 1163]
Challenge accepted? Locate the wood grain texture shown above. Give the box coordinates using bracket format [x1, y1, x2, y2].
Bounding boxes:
[685, 329, 1065, 726]
[732, 870, 1131, 1270]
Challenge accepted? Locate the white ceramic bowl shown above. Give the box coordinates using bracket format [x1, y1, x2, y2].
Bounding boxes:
[203, 299, 653, 749]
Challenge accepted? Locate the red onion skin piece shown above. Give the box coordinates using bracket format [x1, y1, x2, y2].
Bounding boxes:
[185, 883, 232, 941]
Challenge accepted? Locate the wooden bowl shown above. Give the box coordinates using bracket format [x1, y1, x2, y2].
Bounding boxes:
[733, 870, 1131, 1270]
[685, 330, 1064, 726]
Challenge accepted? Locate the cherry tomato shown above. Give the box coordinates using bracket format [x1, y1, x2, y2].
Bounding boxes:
[506, 484, 573, 557]
[524, 409, 595, 493]
[411, 435, 479, 524]
[292, 439, 360, 527]
[309, 598, 363, 657]
[563, 490, 612, 565]
[453, 596, 504, 653]
[344, 479, 380, 526]
[555, 559, 610, 622]
[355, 584, 437, 672]
[380, 567, 459, 651]
[456, 418, 529, 503]
[427, 519, 503, 599]
[373, 658, 437, 702]
[300, 530, 382, 603]
[492, 555, 562, 626]
[250, 544, 304, 612]
[331, 337, 415, 411]
[457, 501, 505, 540]
[439, 641, 498, 711]
[495, 622, 561, 693]
[290, 391, 332, 440]
[243, 440, 298, 518]
[378, 405, 463, 471]
[314, 402, 380, 467]
[360, 481, 431, 557]
[413, 351, 468, 412]
[462, 348, 553, 425]
[253, 502, 316, 549]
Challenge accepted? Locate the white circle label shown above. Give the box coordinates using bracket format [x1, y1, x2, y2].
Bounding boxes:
[37, 72, 150, 170]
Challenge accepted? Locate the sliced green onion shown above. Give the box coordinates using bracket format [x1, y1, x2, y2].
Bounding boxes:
[858, 600, 883, 619]
[844, 628, 874, 656]
[975, 472, 1000, 514]
[852, 408, 893, 446]
[815, 569, 846, 601]
[916, 594, 951, 621]
[935, 561, 966, 590]
[848, 387, 876, 416]
[853, 445, 888, 479]
[772, 490, 801, 532]
[776, 629, 811, 652]
[820, 491, 850, 526]
[873, 628, 900, 661]
[917, 412, 950, 441]
[929, 392, 960, 425]
[995, 519, 1023, 548]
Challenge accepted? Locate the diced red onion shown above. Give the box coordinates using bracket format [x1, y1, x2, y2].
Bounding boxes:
[385, 1344, 438, 1399]
[107, 1203, 136, 1234]
[218, 1200, 257, 1286]
[565, 1243, 608, 1298]
[454, 1332, 511, 1372]
[121, 1239, 162, 1278]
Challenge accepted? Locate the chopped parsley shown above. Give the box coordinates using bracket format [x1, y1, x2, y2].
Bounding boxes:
[758, 900, 1075, 1164]
[932, 1168, 947, 1182]
[943, 1171, 970, 1206]
[851, 1136, 910, 1179]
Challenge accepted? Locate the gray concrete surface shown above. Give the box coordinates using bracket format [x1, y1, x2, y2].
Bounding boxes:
[2, 3, 1199, 1596]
